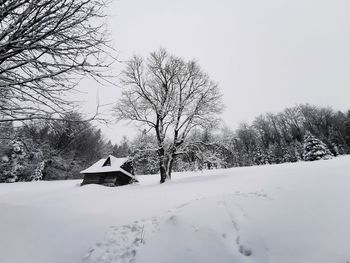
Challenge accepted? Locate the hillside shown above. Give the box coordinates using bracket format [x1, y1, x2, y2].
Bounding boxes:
[0, 156, 349, 263]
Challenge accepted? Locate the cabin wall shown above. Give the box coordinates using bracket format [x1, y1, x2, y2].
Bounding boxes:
[121, 161, 135, 175]
[115, 171, 133, 185]
[81, 171, 133, 186]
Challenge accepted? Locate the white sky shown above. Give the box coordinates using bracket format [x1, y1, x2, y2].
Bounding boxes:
[78, 0, 350, 144]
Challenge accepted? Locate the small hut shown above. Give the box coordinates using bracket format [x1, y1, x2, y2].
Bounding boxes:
[80, 155, 137, 186]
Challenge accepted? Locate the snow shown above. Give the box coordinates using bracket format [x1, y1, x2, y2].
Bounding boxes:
[80, 155, 131, 175]
[1, 156, 350, 263]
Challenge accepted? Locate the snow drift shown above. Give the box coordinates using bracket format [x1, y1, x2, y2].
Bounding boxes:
[0, 156, 350, 263]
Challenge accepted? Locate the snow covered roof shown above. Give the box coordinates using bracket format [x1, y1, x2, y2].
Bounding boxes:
[80, 155, 136, 179]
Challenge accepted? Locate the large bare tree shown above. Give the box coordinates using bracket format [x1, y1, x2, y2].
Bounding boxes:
[0, 0, 113, 122]
[114, 49, 223, 183]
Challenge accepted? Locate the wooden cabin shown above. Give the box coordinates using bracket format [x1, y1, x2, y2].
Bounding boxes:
[80, 155, 137, 186]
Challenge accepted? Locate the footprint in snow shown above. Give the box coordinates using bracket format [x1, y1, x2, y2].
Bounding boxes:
[81, 218, 160, 263]
[236, 236, 253, 257]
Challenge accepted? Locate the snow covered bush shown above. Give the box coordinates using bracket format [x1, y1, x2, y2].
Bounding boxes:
[253, 146, 269, 165]
[0, 141, 12, 182]
[30, 161, 46, 181]
[0, 139, 45, 182]
[303, 133, 333, 161]
[131, 131, 159, 175]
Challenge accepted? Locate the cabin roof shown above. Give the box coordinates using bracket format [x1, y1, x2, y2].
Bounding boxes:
[80, 155, 136, 179]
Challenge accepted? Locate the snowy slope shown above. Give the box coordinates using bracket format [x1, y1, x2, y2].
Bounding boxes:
[0, 156, 350, 263]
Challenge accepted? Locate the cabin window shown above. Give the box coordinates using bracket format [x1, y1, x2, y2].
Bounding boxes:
[102, 157, 111, 166]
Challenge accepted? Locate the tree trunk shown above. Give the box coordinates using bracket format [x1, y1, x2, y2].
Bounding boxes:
[158, 147, 170, 183]
[159, 164, 167, 183]
[166, 153, 176, 179]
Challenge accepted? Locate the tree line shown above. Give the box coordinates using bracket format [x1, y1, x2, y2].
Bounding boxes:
[113, 104, 350, 174]
[1, 103, 349, 182]
[0, 112, 113, 182]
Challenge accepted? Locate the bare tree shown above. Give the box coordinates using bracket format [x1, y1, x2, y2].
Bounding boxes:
[114, 48, 223, 183]
[0, 0, 113, 122]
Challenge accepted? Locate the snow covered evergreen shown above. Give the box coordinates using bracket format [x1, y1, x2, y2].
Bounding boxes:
[303, 133, 333, 161]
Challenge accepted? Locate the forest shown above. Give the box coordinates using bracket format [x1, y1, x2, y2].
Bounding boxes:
[1, 103, 349, 182]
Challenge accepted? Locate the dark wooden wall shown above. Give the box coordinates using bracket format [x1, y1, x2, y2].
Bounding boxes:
[81, 171, 133, 186]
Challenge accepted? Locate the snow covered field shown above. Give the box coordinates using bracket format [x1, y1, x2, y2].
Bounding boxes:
[1, 156, 350, 263]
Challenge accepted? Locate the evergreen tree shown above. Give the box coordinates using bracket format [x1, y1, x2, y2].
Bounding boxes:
[303, 133, 333, 161]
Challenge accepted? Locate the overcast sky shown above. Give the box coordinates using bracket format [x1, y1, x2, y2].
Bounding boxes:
[78, 0, 350, 144]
